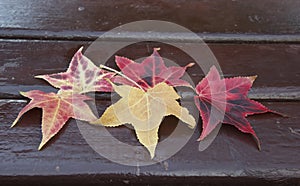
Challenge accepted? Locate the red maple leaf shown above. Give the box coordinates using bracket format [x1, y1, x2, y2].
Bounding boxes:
[36, 47, 114, 93]
[11, 90, 97, 149]
[194, 66, 271, 149]
[114, 48, 194, 90]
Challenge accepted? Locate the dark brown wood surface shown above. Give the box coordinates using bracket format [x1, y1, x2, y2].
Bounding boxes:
[1, 0, 300, 37]
[0, 0, 299, 185]
[0, 41, 299, 99]
[1, 100, 299, 185]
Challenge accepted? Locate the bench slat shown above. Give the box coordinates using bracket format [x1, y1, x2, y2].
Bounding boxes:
[0, 100, 299, 184]
[0, 0, 300, 40]
[0, 40, 299, 99]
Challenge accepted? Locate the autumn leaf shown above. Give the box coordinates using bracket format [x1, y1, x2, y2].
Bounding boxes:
[114, 48, 194, 90]
[36, 47, 115, 94]
[92, 82, 196, 158]
[194, 66, 271, 149]
[11, 90, 97, 149]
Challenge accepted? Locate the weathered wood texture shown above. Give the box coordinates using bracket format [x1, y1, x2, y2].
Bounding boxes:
[0, 40, 299, 99]
[0, 0, 300, 35]
[1, 100, 299, 185]
[0, 0, 299, 185]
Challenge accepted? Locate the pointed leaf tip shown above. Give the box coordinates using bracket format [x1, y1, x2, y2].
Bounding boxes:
[78, 46, 84, 52]
[186, 63, 195, 68]
[35, 75, 43, 79]
[11, 120, 17, 128]
[248, 75, 258, 83]
[38, 143, 44, 151]
[19, 91, 27, 97]
[252, 134, 261, 151]
[148, 145, 156, 159]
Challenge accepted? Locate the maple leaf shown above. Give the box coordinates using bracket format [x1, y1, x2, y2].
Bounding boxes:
[36, 47, 115, 94]
[92, 82, 196, 158]
[114, 48, 194, 90]
[194, 66, 271, 149]
[11, 90, 97, 149]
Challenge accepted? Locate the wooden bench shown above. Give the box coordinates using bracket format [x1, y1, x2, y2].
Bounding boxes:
[0, 1, 299, 185]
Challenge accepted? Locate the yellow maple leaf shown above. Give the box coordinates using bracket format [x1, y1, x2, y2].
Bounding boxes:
[92, 82, 196, 158]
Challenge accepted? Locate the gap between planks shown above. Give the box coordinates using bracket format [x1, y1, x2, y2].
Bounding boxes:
[0, 86, 300, 101]
[1, 29, 300, 43]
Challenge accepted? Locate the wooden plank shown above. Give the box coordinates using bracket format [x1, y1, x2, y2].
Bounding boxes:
[0, 175, 299, 186]
[1, 1, 299, 185]
[1, 175, 299, 186]
[0, 0, 300, 40]
[0, 99, 299, 185]
[0, 40, 299, 99]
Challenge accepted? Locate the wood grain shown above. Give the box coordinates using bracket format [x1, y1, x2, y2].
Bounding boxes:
[0, 0, 299, 184]
[0, 100, 299, 185]
[0, 40, 299, 99]
[0, 0, 300, 40]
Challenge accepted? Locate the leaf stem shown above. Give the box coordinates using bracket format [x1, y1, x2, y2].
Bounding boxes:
[99, 64, 144, 91]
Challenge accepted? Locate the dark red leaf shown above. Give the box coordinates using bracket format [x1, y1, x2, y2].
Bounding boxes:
[114, 48, 194, 90]
[194, 66, 272, 149]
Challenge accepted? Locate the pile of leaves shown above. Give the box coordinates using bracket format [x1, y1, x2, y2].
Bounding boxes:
[12, 47, 272, 158]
